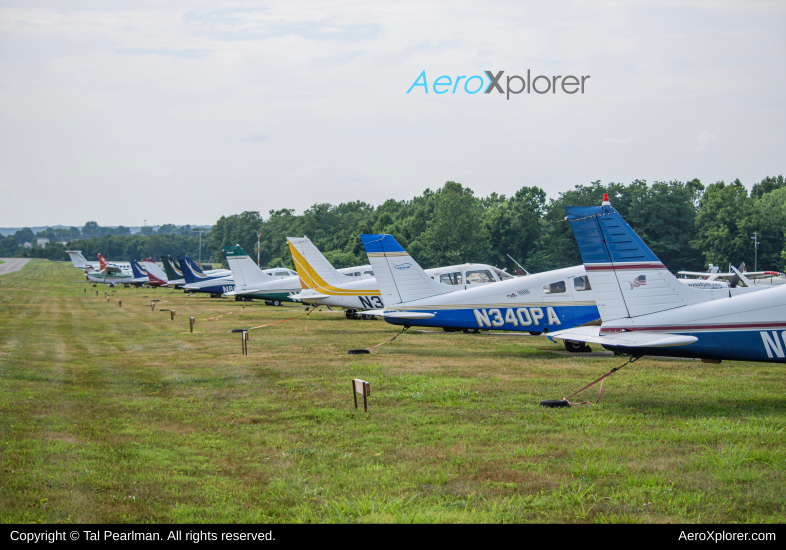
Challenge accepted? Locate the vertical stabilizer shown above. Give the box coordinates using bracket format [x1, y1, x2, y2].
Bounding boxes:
[130, 260, 148, 279]
[565, 198, 714, 322]
[177, 256, 212, 284]
[97, 253, 109, 270]
[224, 245, 267, 288]
[286, 237, 354, 290]
[66, 250, 88, 269]
[161, 256, 183, 280]
[360, 234, 454, 305]
[143, 259, 168, 285]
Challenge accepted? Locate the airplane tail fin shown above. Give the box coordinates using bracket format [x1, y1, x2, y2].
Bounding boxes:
[360, 234, 454, 305]
[130, 260, 147, 279]
[565, 196, 712, 322]
[224, 245, 266, 288]
[66, 250, 88, 269]
[161, 256, 183, 280]
[177, 256, 208, 284]
[286, 237, 353, 290]
[143, 259, 168, 285]
[97, 253, 109, 270]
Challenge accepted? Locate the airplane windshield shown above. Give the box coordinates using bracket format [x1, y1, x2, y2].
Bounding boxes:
[544, 281, 567, 294]
[493, 267, 514, 280]
[465, 270, 494, 284]
[439, 272, 463, 285]
[274, 272, 289, 277]
[364, 271, 374, 276]
[573, 276, 592, 291]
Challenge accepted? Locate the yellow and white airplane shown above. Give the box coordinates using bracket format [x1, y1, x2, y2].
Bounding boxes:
[287, 236, 514, 319]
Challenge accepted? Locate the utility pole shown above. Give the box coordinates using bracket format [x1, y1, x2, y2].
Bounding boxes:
[752, 231, 759, 271]
[192, 230, 207, 265]
[257, 232, 262, 266]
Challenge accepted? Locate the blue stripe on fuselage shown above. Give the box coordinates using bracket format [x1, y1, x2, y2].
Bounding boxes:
[602, 329, 786, 363]
[189, 283, 235, 295]
[383, 305, 600, 333]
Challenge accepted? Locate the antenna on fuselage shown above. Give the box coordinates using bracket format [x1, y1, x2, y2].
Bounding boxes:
[506, 254, 530, 276]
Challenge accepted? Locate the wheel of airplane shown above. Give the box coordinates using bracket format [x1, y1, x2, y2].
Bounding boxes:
[361, 314, 375, 321]
[462, 328, 480, 334]
[564, 340, 585, 353]
[345, 310, 359, 320]
[272, 300, 282, 306]
[265, 300, 273, 305]
[529, 331, 542, 336]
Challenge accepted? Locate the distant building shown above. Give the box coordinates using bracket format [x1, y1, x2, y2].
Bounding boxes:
[22, 242, 32, 248]
[36, 238, 50, 247]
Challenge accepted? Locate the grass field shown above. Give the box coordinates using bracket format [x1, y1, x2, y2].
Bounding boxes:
[1, 260, 785, 524]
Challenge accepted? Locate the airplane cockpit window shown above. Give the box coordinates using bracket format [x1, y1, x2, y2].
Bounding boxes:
[274, 272, 290, 277]
[364, 271, 374, 276]
[544, 281, 567, 294]
[439, 272, 463, 285]
[465, 270, 494, 284]
[573, 276, 592, 291]
[492, 267, 514, 280]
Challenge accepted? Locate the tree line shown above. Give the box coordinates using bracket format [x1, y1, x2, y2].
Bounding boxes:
[209, 175, 786, 274]
[3, 176, 785, 274]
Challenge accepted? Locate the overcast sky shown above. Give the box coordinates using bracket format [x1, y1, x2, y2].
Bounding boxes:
[1, 1, 784, 227]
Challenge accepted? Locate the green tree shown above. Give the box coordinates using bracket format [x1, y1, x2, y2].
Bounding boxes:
[0, 236, 20, 256]
[692, 179, 757, 269]
[422, 182, 491, 268]
[483, 186, 547, 271]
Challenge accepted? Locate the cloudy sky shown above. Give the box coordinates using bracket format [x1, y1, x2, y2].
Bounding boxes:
[1, 1, 784, 227]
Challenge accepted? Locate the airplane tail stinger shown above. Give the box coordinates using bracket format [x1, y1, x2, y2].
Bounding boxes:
[565, 195, 711, 322]
[360, 234, 454, 306]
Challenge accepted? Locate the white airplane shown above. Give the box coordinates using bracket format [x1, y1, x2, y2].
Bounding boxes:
[678, 263, 786, 288]
[221, 244, 371, 306]
[287, 236, 516, 319]
[550, 194, 786, 363]
[359, 234, 600, 347]
[67, 250, 130, 273]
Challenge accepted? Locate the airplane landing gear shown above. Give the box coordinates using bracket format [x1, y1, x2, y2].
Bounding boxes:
[462, 328, 480, 334]
[564, 340, 592, 353]
[345, 310, 359, 320]
[272, 300, 281, 306]
[361, 314, 376, 321]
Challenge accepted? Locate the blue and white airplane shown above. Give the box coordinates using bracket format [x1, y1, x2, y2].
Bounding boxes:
[359, 234, 601, 344]
[179, 256, 235, 296]
[550, 195, 786, 363]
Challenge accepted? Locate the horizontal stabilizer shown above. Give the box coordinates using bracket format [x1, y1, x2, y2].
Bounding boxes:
[550, 326, 697, 347]
[362, 309, 436, 319]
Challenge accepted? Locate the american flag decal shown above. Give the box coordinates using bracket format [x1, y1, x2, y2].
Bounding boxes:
[630, 275, 647, 289]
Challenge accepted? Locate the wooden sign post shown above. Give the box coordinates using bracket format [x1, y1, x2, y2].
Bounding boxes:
[352, 379, 370, 412]
[170, 310, 175, 321]
[231, 329, 249, 355]
[189, 317, 195, 333]
[118, 300, 122, 307]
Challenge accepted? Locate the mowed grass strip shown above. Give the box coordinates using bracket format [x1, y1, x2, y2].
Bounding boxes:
[0, 261, 784, 523]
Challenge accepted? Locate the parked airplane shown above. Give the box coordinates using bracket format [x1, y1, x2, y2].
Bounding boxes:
[359, 234, 600, 345]
[287, 236, 517, 320]
[678, 264, 786, 288]
[67, 250, 131, 274]
[179, 256, 235, 297]
[221, 245, 368, 305]
[160, 255, 230, 288]
[550, 195, 786, 363]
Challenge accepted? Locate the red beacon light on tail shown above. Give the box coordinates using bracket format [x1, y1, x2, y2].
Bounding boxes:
[601, 193, 611, 206]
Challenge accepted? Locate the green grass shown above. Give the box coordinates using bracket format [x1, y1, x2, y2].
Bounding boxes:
[1, 261, 785, 523]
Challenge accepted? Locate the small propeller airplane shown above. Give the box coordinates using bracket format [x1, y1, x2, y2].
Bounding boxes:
[221, 244, 367, 306]
[141, 258, 168, 287]
[550, 194, 786, 363]
[178, 256, 235, 297]
[358, 234, 601, 347]
[287, 236, 515, 320]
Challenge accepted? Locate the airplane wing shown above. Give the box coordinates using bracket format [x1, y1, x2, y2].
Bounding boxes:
[678, 271, 721, 279]
[362, 309, 435, 319]
[550, 326, 697, 347]
[741, 271, 784, 279]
